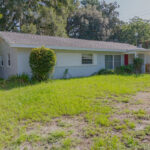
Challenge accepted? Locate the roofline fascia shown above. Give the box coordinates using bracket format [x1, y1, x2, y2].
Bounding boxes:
[9, 43, 136, 53]
[9, 44, 149, 53]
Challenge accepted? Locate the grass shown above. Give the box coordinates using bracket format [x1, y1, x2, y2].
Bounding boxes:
[1, 74, 150, 149]
[46, 131, 66, 143]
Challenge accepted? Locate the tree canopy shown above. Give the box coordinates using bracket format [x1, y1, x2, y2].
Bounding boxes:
[0, 0, 78, 36]
[113, 17, 150, 45]
[67, 5, 110, 40]
[0, 0, 150, 47]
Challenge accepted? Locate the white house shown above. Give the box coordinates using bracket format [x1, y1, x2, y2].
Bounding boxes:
[0, 31, 150, 79]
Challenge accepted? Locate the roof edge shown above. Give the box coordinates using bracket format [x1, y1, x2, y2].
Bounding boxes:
[10, 44, 149, 53]
[10, 43, 129, 53]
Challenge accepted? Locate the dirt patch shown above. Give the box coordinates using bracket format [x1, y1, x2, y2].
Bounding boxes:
[19, 116, 92, 150]
[7, 91, 150, 150]
[112, 91, 150, 132]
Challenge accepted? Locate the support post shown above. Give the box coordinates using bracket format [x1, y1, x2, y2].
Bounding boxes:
[134, 52, 138, 58]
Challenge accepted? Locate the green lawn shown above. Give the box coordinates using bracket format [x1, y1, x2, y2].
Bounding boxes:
[1, 75, 150, 149]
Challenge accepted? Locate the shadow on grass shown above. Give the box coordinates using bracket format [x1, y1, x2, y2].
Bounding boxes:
[0, 78, 55, 91]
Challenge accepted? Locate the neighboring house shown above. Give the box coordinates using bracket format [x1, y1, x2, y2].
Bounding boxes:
[0, 31, 150, 79]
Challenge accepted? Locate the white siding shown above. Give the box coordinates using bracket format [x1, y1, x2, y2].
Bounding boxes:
[145, 53, 150, 64]
[0, 39, 18, 79]
[56, 52, 81, 66]
[128, 54, 134, 64]
[17, 49, 32, 76]
[56, 52, 98, 67]
[0, 44, 127, 79]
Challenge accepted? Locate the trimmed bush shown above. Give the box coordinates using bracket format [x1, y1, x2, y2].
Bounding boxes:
[29, 46, 56, 81]
[98, 69, 114, 75]
[115, 65, 134, 74]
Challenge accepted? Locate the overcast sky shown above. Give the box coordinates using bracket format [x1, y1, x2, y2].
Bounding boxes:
[106, 0, 150, 21]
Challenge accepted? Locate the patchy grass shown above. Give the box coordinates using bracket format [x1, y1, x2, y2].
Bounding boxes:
[1, 75, 150, 149]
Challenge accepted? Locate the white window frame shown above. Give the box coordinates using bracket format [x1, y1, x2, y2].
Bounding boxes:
[105, 55, 121, 70]
[82, 54, 93, 65]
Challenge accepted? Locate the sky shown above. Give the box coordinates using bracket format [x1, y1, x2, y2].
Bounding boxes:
[106, 0, 150, 22]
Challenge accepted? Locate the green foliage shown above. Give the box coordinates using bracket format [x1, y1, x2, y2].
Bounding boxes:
[1, 75, 150, 148]
[62, 138, 72, 149]
[29, 46, 56, 81]
[21, 23, 37, 34]
[124, 119, 136, 129]
[115, 59, 143, 75]
[81, 0, 99, 6]
[8, 74, 30, 83]
[98, 69, 114, 75]
[115, 124, 127, 131]
[0, 14, 2, 19]
[144, 125, 150, 135]
[14, 134, 41, 145]
[92, 136, 125, 150]
[95, 115, 110, 127]
[122, 133, 138, 148]
[83, 126, 101, 138]
[79, 0, 120, 40]
[113, 17, 150, 45]
[0, 0, 120, 40]
[133, 58, 143, 74]
[115, 65, 134, 74]
[132, 109, 146, 119]
[0, 0, 78, 36]
[46, 131, 66, 143]
[67, 5, 110, 40]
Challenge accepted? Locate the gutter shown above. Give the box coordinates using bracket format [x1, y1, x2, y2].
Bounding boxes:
[9, 43, 148, 53]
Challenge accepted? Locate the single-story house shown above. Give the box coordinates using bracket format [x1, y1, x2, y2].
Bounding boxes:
[0, 31, 150, 79]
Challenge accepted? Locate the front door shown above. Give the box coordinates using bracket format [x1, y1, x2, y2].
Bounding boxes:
[124, 54, 128, 66]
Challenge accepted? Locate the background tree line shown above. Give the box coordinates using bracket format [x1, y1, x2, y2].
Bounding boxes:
[1, 0, 150, 47]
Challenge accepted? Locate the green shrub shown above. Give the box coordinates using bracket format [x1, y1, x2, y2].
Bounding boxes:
[115, 65, 134, 74]
[8, 74, 30, 83]
[133, 58, 143, 74]
[29, 46, 56, 81]
[97, 69, 114, 75]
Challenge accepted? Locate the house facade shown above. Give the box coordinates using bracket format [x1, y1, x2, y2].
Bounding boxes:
[0, 32, 149, 79]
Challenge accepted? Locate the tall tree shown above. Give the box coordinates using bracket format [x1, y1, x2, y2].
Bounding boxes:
[99, 1, 120, 39]
[113, 17, 150, 45]
[68, 0, 120, 40]
[0, 0, 40, 31]
[81, 0, 99, 6]
[67, 5, 110, 40]
[35, 0, 78, 37]
[0, 0, 78, 37]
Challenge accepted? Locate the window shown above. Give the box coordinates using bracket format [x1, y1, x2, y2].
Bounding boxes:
[105, 55, 113, 69]
[82, 54, 93, 64]
[7, 53, 11, 66]
[0, 56, 3, 67]
[105, 55, 121, 69]
[114, 55, 121, 69]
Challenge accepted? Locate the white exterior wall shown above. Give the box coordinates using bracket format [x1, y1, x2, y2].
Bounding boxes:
[0, 44, 126, 79]
[0, 39, 18, 79]
[16, 48, 124, 79]
[17, 48, 32, 77]
[145, 53, 150, 64]
[128, 54, 134, 65]
[54, 51, 123, 78]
